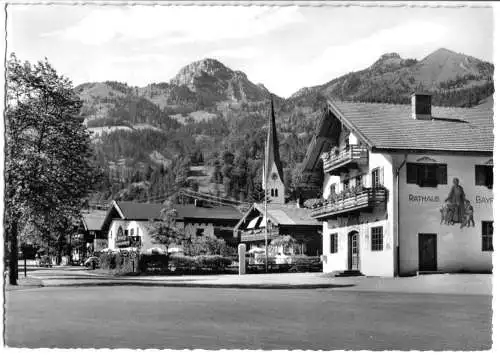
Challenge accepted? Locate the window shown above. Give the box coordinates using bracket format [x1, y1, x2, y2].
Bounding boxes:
[271, 189, 275, 197]
[275, 189, 278, 197]
[475, 165, 493, 189]
[330, 234, 338, 253]
[371, 227, 383, 251]
[355, 175, 363, 188]
[343, 180, 349, 191]
[371, 168, 384, 188]
[482, 221, 493, 252]
[130, 228, 134, 236]
[196, 228, 204, 237]
[329, 183, 336, 196]
[407, 163, 447, 187]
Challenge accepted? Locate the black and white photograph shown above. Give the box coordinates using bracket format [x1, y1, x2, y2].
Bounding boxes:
[2, 0, 496, 351]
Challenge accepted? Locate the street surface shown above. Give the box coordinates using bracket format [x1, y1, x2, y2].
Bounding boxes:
[5, 268, 492, 350]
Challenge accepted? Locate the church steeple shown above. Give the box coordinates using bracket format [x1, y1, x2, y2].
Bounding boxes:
[263, 96, 285, 204]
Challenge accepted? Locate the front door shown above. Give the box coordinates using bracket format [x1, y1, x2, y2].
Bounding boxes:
[348, 232, 359, 271]
[418, 233, 437, 272]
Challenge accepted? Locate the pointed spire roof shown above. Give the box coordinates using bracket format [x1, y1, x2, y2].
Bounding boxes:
[264, 96, 284, 184]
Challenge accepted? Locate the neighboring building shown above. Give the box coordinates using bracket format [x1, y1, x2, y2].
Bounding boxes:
[234, 202, 322, 256]
[302, 93, 493, 276]
[234, 98, 322, 256]
[103, 200, 242, 253]
[81, 210, 108, 253]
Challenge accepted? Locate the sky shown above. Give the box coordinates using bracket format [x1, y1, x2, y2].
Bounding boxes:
[7, 3, 494, 98]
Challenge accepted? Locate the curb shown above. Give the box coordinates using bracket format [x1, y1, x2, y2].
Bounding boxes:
[39, 281, 355, 290]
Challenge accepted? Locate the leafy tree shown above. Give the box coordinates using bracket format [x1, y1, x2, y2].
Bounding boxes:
[147, 203, 189, 264]
[5, 54, 99, 284]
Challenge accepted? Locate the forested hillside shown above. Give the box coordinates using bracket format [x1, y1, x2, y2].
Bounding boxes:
[82, 48, 494, 206]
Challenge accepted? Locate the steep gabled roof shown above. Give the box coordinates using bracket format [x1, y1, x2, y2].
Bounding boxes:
[114, 201, 164, 220]
[111, 201, 242, 222]
[81, 210, 107, 231]
[263, 98, 284, 184]
[235, 203, 321, 230]
[173, 204, 242, 221]
[329, 100, 493, 153]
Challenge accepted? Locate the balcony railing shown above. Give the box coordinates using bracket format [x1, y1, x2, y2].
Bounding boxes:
[240, 228, 279, 242]
[310, 187, 386, 220]
[321, 145, 368, 175]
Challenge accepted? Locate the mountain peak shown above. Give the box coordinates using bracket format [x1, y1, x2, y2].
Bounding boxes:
[432, 47, 458, 56]
[171, 58, 233, 87]
[370, 52, 405, 71]
[379, 52, 401, 60]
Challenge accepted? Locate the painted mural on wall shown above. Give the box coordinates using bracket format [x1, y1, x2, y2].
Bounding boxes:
[440, 178, 475, 228]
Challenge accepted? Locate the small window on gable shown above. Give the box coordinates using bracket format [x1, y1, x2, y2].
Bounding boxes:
[275, 189, 278, 197]
[475, 165, 493, 189]
[407, 163, 447, 187]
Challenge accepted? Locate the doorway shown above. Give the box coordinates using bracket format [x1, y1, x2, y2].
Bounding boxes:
[418, 233, 437, 272]
[348, 231, 360, 271]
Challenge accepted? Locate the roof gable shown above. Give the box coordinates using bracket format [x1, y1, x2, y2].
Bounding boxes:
[328, 100, 493, 153]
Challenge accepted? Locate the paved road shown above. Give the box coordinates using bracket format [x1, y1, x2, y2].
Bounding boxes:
[5, 285, 491, 350]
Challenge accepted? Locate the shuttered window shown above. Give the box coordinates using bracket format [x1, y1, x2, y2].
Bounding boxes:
[407, 163, 447, 187]
[475, 165, 493, 189]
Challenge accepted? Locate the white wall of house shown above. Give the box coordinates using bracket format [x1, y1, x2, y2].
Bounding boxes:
[398, 154, 493, 275]
[321, 136, 396, 276]
[107, 219, 161, 253]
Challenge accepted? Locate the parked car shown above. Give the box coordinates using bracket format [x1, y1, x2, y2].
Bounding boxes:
[38, 256, 53, 268]
[84, 256, 100, 269]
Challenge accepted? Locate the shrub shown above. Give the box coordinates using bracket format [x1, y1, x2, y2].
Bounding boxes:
[169, 255, 196, 270]
[99, 250, 139, 275]
[290, 255, 322, 272]
[194, 255, 232, 272]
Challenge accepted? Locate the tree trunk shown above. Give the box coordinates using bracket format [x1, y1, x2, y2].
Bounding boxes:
[9, 218, 19, 285]
[56, 235, 63, 265]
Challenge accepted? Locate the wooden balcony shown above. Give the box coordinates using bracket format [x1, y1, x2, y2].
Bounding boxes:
[310, 188, 386, 220]
[321, 145, 368, 175]
[115, 235, 141, 248]
[240, 228, 279, 242]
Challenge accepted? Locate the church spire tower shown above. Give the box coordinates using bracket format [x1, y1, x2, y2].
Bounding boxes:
[263, 96, 285, 204]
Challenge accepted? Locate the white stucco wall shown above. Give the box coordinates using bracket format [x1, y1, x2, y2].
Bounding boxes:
[398, 154, 493, 275]
[321, 146, 396, 277]
[108, 219, 161, 253]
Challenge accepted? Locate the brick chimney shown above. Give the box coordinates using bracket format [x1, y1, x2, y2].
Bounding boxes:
[411, 92, 432, 120]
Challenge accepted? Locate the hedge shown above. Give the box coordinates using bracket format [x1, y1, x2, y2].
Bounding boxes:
[99, 250, 139, 275]
[138, 254, 232, 274]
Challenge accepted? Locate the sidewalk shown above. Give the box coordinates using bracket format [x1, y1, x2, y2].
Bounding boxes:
[24, 267, 493, 295]
[4, 275, 44, 291]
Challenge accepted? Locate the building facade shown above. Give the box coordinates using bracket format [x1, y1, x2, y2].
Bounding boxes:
[103, 201, 242, 253]
[303, 93, 493, 276]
